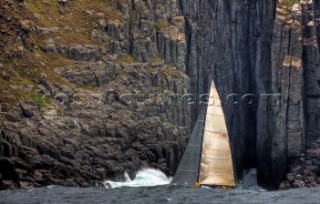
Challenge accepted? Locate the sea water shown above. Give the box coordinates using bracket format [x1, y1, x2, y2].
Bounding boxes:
[0, 168, 319, 204]
[104, 168, 172, 188]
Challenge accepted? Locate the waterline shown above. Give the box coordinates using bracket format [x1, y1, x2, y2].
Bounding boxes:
[104, 168, 172, 189]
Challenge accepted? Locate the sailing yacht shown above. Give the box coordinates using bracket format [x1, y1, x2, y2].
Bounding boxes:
[172, 81, 236, 188]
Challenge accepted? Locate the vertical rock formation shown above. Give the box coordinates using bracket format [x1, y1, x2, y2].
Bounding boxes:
[302, 0, 320, 144]
[181, 0, 278, 187]
[181, 0, 319, 188]
[280, 0, 320, 189]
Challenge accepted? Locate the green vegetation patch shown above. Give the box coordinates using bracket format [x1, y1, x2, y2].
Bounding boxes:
[149, 55, 164, 64]
[287, 0, 299, 8]
[152, 86, 166, 93]
[117, 54, 136, 64]
[161, 67, 176, 77]
[30, 91, 51, 109]
[154, 21, 170, 32]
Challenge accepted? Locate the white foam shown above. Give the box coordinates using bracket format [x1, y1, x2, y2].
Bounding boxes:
[104, 168, 172, 189]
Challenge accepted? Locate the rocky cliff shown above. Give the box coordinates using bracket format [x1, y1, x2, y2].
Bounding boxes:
[0, 0, 191, 189]
[0, 0, 319, 190]
[181, 0, 320, 189]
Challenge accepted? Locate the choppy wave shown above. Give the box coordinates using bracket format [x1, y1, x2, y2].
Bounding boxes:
[104, 168, 172, 188]
[1, 185, 320, 204]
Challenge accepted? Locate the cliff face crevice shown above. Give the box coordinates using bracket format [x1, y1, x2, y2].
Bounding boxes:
[181, 0, 278, 187]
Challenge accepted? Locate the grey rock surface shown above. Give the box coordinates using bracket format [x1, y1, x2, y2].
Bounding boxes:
[181, 0, 320, 188]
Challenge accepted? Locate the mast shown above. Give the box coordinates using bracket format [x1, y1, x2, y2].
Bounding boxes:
[198, 81, 236, 186]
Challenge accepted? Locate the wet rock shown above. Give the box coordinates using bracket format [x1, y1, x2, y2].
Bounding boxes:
[0, 157, 18, 181]
[292, 165, 302, 173]
[287, 173, 295, 182]
[279, 181, 291, 190]
[1, 180, 15, 190]
[19, 181, 33, 189]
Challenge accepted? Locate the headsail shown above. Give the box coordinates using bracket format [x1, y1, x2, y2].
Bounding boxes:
[172, 111, 205, 185]
[198, 82, 236, 186]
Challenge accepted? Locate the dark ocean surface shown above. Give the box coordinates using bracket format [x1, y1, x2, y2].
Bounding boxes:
[1, 185, 320, 204]
[0, 169, 319, 204]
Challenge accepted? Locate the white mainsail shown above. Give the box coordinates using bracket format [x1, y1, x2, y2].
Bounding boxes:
[198, 81, 236, 186]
